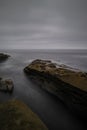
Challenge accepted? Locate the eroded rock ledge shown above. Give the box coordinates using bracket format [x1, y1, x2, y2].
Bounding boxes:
[24, 59, 87, 118]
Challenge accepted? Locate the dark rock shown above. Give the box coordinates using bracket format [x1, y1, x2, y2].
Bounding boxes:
[0, 99, 48, 130]
[0, 53, 10, 61]
[0, 78, 14, 93]
[24, 59, 87, 119]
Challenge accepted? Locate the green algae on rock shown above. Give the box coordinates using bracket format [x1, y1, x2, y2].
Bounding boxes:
[0, 100, 48, 130]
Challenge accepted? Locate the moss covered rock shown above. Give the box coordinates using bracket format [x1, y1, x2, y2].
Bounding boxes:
[0, 100, 48, 130]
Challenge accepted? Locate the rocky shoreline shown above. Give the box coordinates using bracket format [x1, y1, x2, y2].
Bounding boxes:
[0, 55, 48, 130]
[0, 53, 14, 93]
[0, 54, 87, 128]
[24, 59, 87, 118]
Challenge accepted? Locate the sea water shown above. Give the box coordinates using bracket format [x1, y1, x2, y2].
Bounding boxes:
[0, 49, 87, 130]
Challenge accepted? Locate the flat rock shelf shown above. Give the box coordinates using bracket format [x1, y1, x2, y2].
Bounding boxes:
[24, 59, 87, 119]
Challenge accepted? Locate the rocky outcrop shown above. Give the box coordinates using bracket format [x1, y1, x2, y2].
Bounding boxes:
[0, 99, 48, 130]
[0, 78, 14, 93]
[0, 53, 10, 61]
[24, 59, 87, 118]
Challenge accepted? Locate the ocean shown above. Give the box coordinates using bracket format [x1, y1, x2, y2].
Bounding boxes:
[0, 49, 87, 130]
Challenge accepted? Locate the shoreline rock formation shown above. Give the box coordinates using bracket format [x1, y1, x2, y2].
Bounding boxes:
[0, 78, 14, 93]
[24, 59, 87, 118]
[0, 99, 48, 130]
[0, 53, 10, 61]
[0, 53, 13, 93]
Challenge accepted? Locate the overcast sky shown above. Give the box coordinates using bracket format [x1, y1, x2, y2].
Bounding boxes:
[0, 0, 87, 49]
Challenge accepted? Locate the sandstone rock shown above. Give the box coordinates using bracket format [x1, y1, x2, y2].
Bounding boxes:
[24, 59, 87, 92]
[24, 59, 87, 118]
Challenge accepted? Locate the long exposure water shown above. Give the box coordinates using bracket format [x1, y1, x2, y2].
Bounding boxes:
[0, 49, 87, 130]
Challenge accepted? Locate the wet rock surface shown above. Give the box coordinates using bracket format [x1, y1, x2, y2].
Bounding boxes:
[0, 78, 14, 93]
[0, 53, 10, 61]
[24, 59, 87, 119]
[0, 99, 48, 130]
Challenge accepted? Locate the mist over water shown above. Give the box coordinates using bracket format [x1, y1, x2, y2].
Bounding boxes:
[0, 49, 87, 130]
[1, 49, 87, 71]
[0, 0, 87, 129]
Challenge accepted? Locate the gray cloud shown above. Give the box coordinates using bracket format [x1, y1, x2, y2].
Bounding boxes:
[0, 0, 87, 49]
